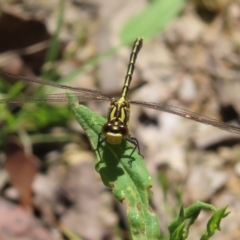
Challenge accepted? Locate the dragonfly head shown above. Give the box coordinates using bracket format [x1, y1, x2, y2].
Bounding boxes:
[102, 121, 129, 145]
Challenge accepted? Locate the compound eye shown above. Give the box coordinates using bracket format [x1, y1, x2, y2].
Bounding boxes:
[102, 123, 111, 134]
[119, 124, 128, 136]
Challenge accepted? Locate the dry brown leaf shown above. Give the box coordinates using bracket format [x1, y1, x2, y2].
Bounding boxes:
[4, 136, 39, 213]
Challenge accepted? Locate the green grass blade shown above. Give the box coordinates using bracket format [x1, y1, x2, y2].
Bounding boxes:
[120, 0, 185, 44]
[42, 0, 66, 79]
[67, 92, 161, 240]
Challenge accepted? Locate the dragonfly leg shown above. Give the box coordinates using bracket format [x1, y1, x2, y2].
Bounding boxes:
[95, 133, 106, 156]
[126, 136, 144, 158]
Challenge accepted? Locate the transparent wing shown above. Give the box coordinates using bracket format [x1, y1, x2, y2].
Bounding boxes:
[0, 71, 110, 98]
[130, 100, 240, 134]
[0, 92, 111, 104]
[0, 71, 111, 103]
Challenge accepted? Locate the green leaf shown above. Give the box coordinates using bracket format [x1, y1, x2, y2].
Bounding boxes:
[169, 201, 229, 240]
[120, 0, 186, 44]
[170, 222, 185, 240]
[200, 206, 229, 240]
[168, 206, 185, 234]
[67, 92, 161, 240]
[207, 206, 229, 233]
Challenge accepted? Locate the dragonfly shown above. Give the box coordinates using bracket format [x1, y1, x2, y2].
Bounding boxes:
[1, 38, 240, 158]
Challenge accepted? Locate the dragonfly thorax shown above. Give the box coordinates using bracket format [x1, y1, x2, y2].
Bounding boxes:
[101, 98, 130, 145]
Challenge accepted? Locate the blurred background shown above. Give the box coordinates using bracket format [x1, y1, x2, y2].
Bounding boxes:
[0, 0, 240, 239]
